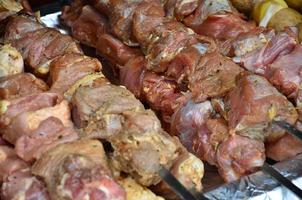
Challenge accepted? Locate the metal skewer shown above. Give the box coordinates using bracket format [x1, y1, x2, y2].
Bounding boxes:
[159, 120, 302, 200]
[259, 120, 302, 199]
[273, 120, 302, 141]
[263, 162, 302, 198]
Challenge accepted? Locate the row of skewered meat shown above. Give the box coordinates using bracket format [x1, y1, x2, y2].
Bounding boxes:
[0, 1, 205, 200]
[61, 0, 302, 183]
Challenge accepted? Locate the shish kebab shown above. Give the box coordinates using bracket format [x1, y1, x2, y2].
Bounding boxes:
[0, 1, 205, 200]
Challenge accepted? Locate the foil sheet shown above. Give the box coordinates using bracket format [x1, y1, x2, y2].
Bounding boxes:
[41, 12, 302, 200]
[204, 155, 302, 200]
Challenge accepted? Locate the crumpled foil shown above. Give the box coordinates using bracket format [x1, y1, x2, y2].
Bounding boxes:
[41, 12, 302, 200]
[204, 155, 302, 200]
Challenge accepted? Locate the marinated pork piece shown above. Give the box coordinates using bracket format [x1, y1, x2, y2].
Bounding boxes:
[61, 3, 110, 47]
[0, 73, 48, 100]
[0, 44, 23, 78]
[104, 0, 148, 47]
[150, 151, 204, 199]
[179, 0, 255, 40]
[185, 13, 255, 41]
[228, 74, 298, 142]
[3, 100, 72, 144]
[216, 134, 265, 182]
[0, 0, 23, 21]
[0, 145, 28, 182]
[4, 15, 43, 41]
[144, 21, 199, 73]
[266, 133, 302, 161]
[49, 53, 102, 94]
[164, 0, 199, 20]
[1, 168, 50, 200]
[121, 56, 186, 122]
[166, 151, 204, 190]
[132, 0, 165, 47]
[172, 100, 265, 182]
[119, 56, 146, 97]
[141, 70, 187, 120]
[193, 118, 230, 166]
[266, 121, 302, 161]
[118, 177, 164, 200]
[3, 100, 77, 161]
[189, 51, 243, 102]
[267, 45, 302, 98]
[0, 92, 61, 130]
[4, 15, 83, 75]
[171, 100, 214, 152]
[32, 139, 126, 200]
[61, 3, 142, 66]
[96, 33, 142, 66]
[71, 76, 144, 132]
[109, 112, 180, 186]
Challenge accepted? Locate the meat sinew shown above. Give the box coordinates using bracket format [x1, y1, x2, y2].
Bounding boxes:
[32, 139, 126, 200]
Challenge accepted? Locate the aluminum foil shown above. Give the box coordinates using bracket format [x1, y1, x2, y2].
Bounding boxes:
[41, 12, 68, 34]
[204, 155, 302, 200]
[41, 12, 302, 200]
